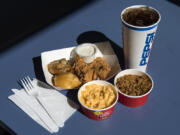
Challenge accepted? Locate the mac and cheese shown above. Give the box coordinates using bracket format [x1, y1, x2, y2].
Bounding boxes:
[80, 84, 116, 109]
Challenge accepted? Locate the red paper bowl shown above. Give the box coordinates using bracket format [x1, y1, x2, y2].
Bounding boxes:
[78, 80, 118, 120]
[114, 69, 154, 107]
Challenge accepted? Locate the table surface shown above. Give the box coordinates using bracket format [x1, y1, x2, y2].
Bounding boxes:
[1, 0, 180, 135]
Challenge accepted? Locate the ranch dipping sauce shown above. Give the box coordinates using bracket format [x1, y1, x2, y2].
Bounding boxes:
[75, 43, 96, 63]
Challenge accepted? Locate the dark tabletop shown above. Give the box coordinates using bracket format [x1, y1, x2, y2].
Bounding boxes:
[0, 0, 180, 135]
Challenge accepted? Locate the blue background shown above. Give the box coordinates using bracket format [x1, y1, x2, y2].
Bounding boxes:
[0, 0, 180, 135]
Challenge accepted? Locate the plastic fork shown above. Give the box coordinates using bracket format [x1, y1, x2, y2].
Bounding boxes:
[20, 76, 39, 97]
[20, 76, 59, 132]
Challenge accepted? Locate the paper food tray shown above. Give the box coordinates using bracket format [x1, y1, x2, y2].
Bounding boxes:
[41, 41, 121, 90]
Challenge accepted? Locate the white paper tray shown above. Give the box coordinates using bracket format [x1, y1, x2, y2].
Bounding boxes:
[41, 41, 121, 90]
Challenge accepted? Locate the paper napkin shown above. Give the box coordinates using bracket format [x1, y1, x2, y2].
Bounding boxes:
[8, 79, 79, 133]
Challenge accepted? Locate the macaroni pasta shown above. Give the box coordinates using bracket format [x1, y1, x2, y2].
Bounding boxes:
[80, 84, 116, 109]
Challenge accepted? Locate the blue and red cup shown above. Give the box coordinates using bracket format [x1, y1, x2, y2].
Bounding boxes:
[121, 5, 161, 72]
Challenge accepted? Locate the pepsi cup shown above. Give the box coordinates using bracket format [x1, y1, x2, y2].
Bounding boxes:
[121, 5, 161, 72]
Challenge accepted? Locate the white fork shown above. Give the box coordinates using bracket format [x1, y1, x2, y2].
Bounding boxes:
[20, 76, 38, 97]
[20, 76, 59, 132]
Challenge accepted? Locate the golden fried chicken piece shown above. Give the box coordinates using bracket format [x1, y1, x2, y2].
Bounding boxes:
[90, 57, 111, 80]
[92, 70, 98, 80]
[72, 55, 89, 74]
[83, 69, 98, 83]
[72, 55, 91, 83]
[48, 58, 72, 75]
[72, 56, 111, 83]
[84, 69, 94, 83]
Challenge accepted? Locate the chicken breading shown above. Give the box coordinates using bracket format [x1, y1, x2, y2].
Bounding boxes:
[48, 55, 111, 88]
[90, 57, 111, 80]
[47, 58, 72, 74]
[73, 56, 111, 83]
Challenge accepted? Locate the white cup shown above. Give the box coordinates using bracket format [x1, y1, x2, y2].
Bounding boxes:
[121, 5, 161, 72]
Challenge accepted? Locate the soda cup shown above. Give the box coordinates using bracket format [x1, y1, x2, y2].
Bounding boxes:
[121, 5, 161, 72]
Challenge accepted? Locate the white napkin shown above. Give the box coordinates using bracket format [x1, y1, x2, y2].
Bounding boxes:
[8, 79, 79, 133]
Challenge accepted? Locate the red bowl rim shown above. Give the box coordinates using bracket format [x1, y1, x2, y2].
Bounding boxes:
[114, 69, 154, 98]
[78, 80, 118, 111]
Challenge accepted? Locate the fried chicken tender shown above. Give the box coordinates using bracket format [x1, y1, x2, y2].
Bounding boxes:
[48, 58, 72, 75]
[90, 57, 111, 80]
[48, 55, 111, 88]
[72, 56, 91, 83]
[73, 56, 111, 83]
[72, 56, 88, 74]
